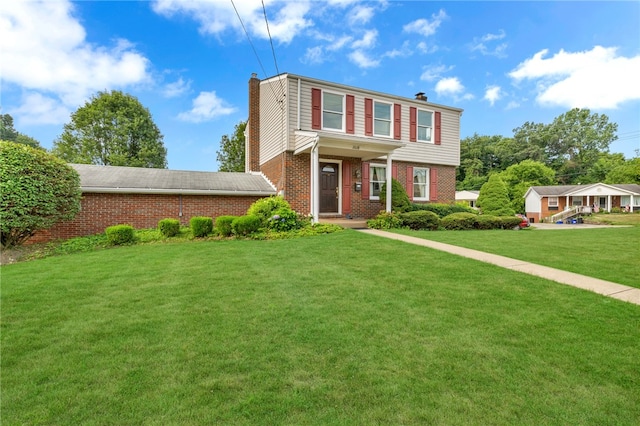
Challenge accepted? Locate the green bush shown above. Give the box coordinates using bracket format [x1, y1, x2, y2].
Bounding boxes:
[475, 215, 502, 230]
[215, 215, 237, 237]
[232, 215, 262, 236]
[247, 196, 293, 225]
[105, 224, 135, 245]
[440, 212, 478, 230]
[477, 175, 515, 216]
[158, 218, 180, 237]
[367, 211, 403, 229]
[267, 208, 300, 232]
[500, 216, 525, 230]
[190, 216, 213, 237]
[410, 202, 477, 218]
[380, 178, 412, 212]
[400, 210, 440, 230]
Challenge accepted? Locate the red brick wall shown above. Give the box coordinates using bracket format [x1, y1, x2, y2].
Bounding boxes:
[247, 74, 261, 172]
[29, 192, 264, 243]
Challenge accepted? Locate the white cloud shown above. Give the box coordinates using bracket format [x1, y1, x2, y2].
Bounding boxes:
[420, 64, 454, 82]
[177, 91, 237, 123]
[152, 0, 312, 44]
[163, 77, 191, 98]
[435, 77, 474, 101]
[509, 46, 640, 109]
[403, 9, 447, 37]
[384, 41, 413, 59]
[0, 0, 150, 124]
[12, 93, 71, 125]
[349, 5, 375, 25]
[351, 29, 378, 49]
[484, 85, 502, 106]
[303, 46, 325, 64]
[471, 30, 507, 58]
[348, 50, 380, 68]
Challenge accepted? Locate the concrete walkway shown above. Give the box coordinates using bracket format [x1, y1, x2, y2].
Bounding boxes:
[358, 229, 640, 306]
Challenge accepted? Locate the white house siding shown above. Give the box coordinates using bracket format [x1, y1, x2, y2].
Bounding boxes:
[259, 75, 290, 165]
[286, 75, 461, 166]
[525, 190, 542, 214]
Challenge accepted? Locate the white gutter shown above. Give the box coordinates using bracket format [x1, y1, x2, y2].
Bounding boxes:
[80, 188, 276, 196]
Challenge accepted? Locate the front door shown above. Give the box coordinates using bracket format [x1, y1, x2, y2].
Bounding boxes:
[320, 162, 339, 213]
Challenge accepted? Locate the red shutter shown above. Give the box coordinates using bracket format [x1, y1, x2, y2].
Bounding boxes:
[409, 107, 417, 142]
[394, 104, 401, 140]
[434, 111, 441, 145]
[392, 164, 398, 179]
[346, 95, 355, 134]
[430, 168, 438, 201]
[365, 98, 373, 136]
[406, 166, 414, 201]
[362, 162, 370, 199]
[342, 162, 352, 214]
[312, 88, 321, 130]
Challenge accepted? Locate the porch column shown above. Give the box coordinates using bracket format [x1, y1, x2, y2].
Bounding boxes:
[310, 137, 320, 224]
[565, 195, 569, 210]
[386, 155, 392, 213]
[607, 195, 612, 212]
[631, 195, 635, 212]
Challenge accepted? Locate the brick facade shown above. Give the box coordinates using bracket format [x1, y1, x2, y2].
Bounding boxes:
[29, 192, 263, 244]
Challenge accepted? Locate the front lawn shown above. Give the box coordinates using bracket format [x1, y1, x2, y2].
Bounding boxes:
[392, 226, 640, 288]
[2, 231, 639, 424]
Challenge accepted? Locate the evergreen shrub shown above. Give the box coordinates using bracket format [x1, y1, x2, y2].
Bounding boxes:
[215, 215, 237, 237]
[410, 202, 477, 218]
[158, 219, 180, 237]
[500, 216, 525, 229]
[232, 215, 262, 236]
[440, 212, 478, 230]
[105, 224, 135, 245]
[400, 210, 440, 230]
[475, 215, 502, 230]
[380, 178, 412, 212]
[190, 216, 213, 237]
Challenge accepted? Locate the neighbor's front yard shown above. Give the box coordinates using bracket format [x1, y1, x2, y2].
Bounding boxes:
[2, 231, 639, 424]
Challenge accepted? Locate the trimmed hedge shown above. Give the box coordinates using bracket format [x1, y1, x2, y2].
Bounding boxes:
[190, 216, 213, 237]
[158, 218, 180, 237]
[475, 215, 503, 230]
[232, 215, 262, 236]
[105, 224, 135, 245]
[400, 210, 440, 230]
[440, 212, 478, 230]
[500, 216, 525, 229]
[215, 215, 237, 237]
[410, 202, 477, 218]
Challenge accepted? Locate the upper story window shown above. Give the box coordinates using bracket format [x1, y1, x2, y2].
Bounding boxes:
[417, 110, 433, 142]
[374, 101, 392, 137]
[323, 92, 344, 131]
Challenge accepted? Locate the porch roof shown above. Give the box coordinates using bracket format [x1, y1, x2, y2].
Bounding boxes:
[293, 130, 405, 161]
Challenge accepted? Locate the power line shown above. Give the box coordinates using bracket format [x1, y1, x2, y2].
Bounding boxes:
[261, 0, 285, 101]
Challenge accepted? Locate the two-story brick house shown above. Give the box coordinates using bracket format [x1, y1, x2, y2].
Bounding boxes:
[247, 73, 463, 221]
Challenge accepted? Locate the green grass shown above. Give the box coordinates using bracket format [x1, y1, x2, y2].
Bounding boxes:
[2, 231, 639, 424]
[585, 212, 640, 226]
[392, 226, 640, 288]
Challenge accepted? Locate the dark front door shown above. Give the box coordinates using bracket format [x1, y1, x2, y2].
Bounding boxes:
[320, 162, 339, 213]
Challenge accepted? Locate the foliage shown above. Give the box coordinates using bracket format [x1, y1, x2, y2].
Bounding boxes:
[158, 219, 180, 237]
[410, 202, 477, 218]
[440, 212, 479, 230]
[0, 141, 82, 248]
[366, 211, 404, 229]
[267, 208, 300, 232]
[474, 215, 503, 230]
[0, 114, 42, 149]
[477, 174, 515, 217]
[500, 216, 526, 229]
[105, 224, 135, 245]
[231, 215, 262, 236]
[399, 210, 440, 230]
[215, 215, 237, 237]
[190, 216, 213, 238]
[52, 90, 167, 168]
[498, 160, 556, 213]
[380, 178, 411, 212]
[247, 196, 293, 225]
[216, 121, 246, 172]
[605, 157, 640, 184]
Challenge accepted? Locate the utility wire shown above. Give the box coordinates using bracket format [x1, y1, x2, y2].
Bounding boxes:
[261, 0, 286, 102]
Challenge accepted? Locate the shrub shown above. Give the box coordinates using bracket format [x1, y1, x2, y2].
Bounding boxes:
[267, 208, 300, 232]
[105, 224, 135, 245]
[474, 215, 502, 230]
[380, 178, 412, 212]
[400, 210, 440, 230]
[500, 216, 525, 230]
[367, 211, 403, 229]
[440, 212, 478, 230]
[247, 196, 293, 225]
[190, 216, 213, 237]
[158, 218, 180, 237]
[232, 215, 262, 236]
[410, 202, 477, 218]
[215, 215, 237, 237]
[477, 174, 515, 216]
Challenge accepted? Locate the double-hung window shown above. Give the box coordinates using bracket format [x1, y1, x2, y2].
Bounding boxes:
[323, 92, 344, 131]
[413, 168, 429, 200]
[548, 197, 558, 208]
[370, 165, 386, 199]
[374, 101, 392, 137]
[417, 110, 433, 142]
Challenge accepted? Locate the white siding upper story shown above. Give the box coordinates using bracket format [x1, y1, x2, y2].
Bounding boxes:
[259, 73, 462, 166]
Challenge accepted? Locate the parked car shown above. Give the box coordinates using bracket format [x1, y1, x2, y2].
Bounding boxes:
[516, 214, 530, 229]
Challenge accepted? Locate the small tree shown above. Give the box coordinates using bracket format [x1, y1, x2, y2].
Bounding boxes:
[0, 141, 81, 248]
[216, 121, 246, 172]
[380, 178, 411, 212]
[477, 174, 515, 216]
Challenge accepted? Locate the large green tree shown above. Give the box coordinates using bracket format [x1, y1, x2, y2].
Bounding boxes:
[0, 141, 81, 248]
[0, 114, 42, 149]
[53, 91, 167, 168]
[605, 157, 640, 184]
[499, 160, 557, 213]
[216, 121, 246, 172]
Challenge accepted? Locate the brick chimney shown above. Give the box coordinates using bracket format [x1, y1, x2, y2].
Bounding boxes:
[247, 73, 261, 172]
[415, 92, 428, 101]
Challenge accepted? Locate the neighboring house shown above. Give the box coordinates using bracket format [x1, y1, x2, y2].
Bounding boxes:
[455, 190, 479, 209]
[29, 164, 276, 243]
[247, 73, 463, 221]
[524, 183, 640, 222]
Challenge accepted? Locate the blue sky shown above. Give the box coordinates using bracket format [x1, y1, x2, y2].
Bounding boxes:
[2, 0, 639, 172]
